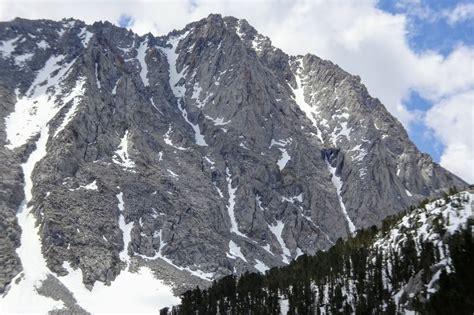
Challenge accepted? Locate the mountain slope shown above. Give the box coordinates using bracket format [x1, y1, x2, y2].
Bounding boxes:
[0, 14, 467, 312]
[174, 189, 474, 314]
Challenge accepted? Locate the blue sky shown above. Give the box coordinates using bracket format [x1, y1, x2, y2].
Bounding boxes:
[377, 0, 474, 162]
[118, 14, 134, 28]
[378, 0, 474, 56]
[403, 91, 444, 159]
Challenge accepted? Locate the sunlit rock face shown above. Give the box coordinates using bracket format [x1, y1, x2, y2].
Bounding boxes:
[0, 14, 465, 313]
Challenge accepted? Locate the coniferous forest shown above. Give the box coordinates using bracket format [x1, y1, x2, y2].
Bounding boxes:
[163, 190, 474, 314]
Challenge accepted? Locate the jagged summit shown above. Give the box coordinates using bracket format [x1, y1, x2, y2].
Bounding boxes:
[0, 15, 466, 312]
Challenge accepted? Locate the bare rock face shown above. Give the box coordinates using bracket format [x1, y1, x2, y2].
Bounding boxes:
[0, 14, 466, 296]
[0, 85, 23, 293]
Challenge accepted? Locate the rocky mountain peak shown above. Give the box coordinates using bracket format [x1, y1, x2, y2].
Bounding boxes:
[0, 14, 467, 312]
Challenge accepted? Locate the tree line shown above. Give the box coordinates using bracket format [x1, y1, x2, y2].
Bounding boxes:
[162, 189, 473, 314]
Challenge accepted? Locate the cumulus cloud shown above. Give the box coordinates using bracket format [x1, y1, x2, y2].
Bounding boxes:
[394, 0, 436, 21]
[413, 47, 474, 100]
[0, 0, 472, 182]
[393, 0, 474, 25]
[440, 144, 474, 184]
[444, 3, 474, 24]
[425, 91, 474, 183]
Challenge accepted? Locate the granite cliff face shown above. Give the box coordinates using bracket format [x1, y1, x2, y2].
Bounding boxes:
[0, 14, 466, 312]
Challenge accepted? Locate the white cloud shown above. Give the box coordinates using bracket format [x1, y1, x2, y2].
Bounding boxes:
[393, 0, 474, 25]
[425, 91, 474, 183]
[444, 3, 474, 24]
[395, 0, 436, 21]
[414, 47, 474, 100]
[0, 0, 472, 182]
[439, 144, 474, 184]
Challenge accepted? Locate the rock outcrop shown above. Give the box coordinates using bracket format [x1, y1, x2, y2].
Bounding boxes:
[0, 14, 466, 307]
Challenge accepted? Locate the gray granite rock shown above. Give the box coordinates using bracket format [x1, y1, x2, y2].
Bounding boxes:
[0, 85, 23, 294]
[0, 14, 467, 297]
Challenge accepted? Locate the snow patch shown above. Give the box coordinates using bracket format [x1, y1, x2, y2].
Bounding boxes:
[70, 180, 98, 191]
[1, 113, 65, 312]
[326, 161, 356, 234]
[269, 220, 291, 264]
[350, 144, 367, 162]
[270, 138, 292, 170]
[5, 54, 76, 149]
[82, 180, 98, 190]
[14, 52, 34, 66]
[252, 36, 265, 53]
[116, 192, 133, 263]
[277, 148, 291, 170]
[95, 62, 101, 89]
[280, 296, 289, 314]
[235, 20, 245, 39]
[167, 169, 179, 179]
[78, 28, 94, 47]
[37, 40, 49, 50]
[213, 181, 224, 198]
[112, 130, 136, 170]
[226, 168, 247, 238]
[281, 193, 303, 203]
[254, 259, 269, 273]
[118, 39, 136, 57]
[256, 194, 264, 210]
[270, 138, 291, 148]
[296, 247, 304, 258]
[163, 125, 187, 150]
[292, 59, 324, 143]
[160, 32, 208, 146]
[205, 115, 230, 126]
[59, 261, 179, 313]
[204, 156, 215, 165]
[334, 112, 350, 120]
[191, 83, 202, 104]
[54, 78, 86, 137]
[190, 82, 212, 108]
[330, 121, 352, 146]
[262, 244, 273, 255]
[137, 39, 149, 86]
[0, 36, 19, 58]
[239, 142, 249, 150]
[149, 97, 162, 114]
[112, 79, 119, 95]
[228, 240, 247, 262]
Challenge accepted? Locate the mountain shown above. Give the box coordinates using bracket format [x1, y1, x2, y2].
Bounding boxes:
[172, 189, 474, 314]
[0, 14, 467, 312]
